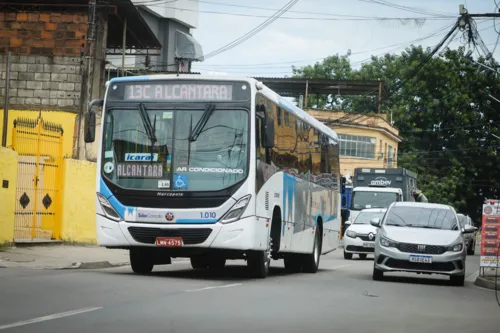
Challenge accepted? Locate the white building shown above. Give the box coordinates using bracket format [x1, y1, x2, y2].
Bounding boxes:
[108, 0, 203, 72]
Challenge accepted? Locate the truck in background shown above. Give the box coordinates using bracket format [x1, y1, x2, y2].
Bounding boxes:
[353, 167, 418, 202]
[348, 186, 403, 223]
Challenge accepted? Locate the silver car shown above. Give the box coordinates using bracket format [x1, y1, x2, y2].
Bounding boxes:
[457, 213, 478, 255]
[370, 202, 476, 286]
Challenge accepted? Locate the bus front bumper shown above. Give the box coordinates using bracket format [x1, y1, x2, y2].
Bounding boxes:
[96, 214, 264, 251]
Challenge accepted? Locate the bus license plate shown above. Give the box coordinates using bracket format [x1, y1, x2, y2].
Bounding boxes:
[155, 237, 183, 247]
[363, 242, 375, 248]
[409, 255, 432, 264]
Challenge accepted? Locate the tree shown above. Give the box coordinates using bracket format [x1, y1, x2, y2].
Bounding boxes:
[293, 46, 500, 224]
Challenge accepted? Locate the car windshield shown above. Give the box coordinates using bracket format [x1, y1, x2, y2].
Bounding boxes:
[457, 215, 467, 228]
[353, 211, 386, 224]
[102, 107, 248, 192]
[351, 191, 398, 210]
[384, 206, 459, 230]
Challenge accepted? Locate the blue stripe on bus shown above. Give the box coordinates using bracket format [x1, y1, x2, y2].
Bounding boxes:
[109, 76, 151, 83]
[176, 219, 218, 224]
[99, 178, 130, 219]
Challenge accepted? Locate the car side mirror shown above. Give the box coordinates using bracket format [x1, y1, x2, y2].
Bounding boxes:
[474, 227, 478, 232]
[370, 217, 381, 227]
[462, 225, 475, 234]
[261, 116, 275, 149]
[345, 220, 351, 226]
[84, 99, 103, 143]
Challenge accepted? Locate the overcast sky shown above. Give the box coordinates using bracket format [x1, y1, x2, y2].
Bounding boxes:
[189, 0, 500, 76]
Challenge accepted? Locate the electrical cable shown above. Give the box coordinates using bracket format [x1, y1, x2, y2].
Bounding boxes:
[201, 0, 299, 60]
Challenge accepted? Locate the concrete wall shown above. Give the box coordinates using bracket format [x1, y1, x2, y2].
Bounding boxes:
[0, 110, 77, 157]
[60, 159, 97, 244]
[0, 11, 88, 111]
[0, 147, 18, 245]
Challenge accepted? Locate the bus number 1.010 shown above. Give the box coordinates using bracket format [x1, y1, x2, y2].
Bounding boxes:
[201, 212, 216, 219]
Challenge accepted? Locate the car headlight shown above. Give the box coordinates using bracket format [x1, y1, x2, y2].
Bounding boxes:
[97, 193, 122, 221]
[346, 230, 357, 238]
[380, 236, 398, 248]
[447, 242, 463, 252]
[221, 194, 251, 224]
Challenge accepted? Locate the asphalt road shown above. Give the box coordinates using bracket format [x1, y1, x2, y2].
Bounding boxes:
[0, 246, 498, 333]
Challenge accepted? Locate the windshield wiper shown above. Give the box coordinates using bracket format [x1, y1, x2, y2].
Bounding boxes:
[406, 225, 439, 229]
[385, 223, 403, 227]
[137, 103, 158, 160]
[189, 104, 215, 142]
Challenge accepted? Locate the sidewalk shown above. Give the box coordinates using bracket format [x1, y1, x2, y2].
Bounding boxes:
[0, 245, 131, 269]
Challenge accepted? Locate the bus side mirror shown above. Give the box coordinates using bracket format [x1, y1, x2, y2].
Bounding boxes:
[261, 116, 275, 149]
[84, 99, 103, 143]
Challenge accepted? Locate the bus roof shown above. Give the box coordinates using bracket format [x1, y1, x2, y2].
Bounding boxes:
[107, 74, 338, 143]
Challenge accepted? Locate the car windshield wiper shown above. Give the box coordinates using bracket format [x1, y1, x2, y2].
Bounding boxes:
[137, 103, 158, 160]
[189, 104, 215, 142]
[406, 225, 439, 229]
[385, 223, 403, 227]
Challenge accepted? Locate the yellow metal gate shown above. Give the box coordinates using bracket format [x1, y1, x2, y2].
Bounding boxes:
[11, 117, 64, 241]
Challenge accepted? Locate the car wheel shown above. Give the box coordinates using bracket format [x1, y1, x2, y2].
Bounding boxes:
[450, 274, 465, 286]
[130, 248, 154, 274]
[344, 251, 353, 260]
[302, 227, 321, 273]
[372, 264, 384, 281]
[359, 254, 367, 260]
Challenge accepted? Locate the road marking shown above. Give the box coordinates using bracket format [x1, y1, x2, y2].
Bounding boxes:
[0, 307, 103, 331]
[185, 283, 242, 292]
[332, 264, 355, 270]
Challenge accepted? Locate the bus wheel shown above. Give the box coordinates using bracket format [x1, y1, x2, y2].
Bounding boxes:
[247, 237, 271, 278]
[284, 255, 302, 273]
[130, 248, 154, 274]
[190, 257, 209, 270]
[302, 227, 321, 273]
[208, 257, 226, 270]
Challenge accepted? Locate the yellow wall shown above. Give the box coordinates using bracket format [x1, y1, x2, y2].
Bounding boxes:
[334, 127, 400, 177]
[0, 147, 18, 244]
[0, 110, 77, 158]
[60, 159, 97, 244]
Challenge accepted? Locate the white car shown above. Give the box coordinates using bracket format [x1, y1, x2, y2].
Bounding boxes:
[371, 202, 475, 286]
[343, 208, 387, 260]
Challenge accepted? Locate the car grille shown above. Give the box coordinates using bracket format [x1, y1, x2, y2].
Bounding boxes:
[385, 258, 455, 272]
[346, 245, 374, 253]
[128, 227, 212, 245]
[358, 234, 376, 241]
[397, 243, 446, 255]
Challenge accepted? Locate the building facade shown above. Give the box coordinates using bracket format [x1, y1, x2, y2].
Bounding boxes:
[307, 110, 402, 178]
[108, 0, 203, 72]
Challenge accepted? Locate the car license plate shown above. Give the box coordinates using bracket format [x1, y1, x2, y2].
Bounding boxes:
[155, 237, 183, 247]
[409, 255, 432, 264]
[363, 242, 375, 248]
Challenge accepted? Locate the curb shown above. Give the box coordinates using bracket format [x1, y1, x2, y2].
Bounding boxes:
[474, 276, 498, 290]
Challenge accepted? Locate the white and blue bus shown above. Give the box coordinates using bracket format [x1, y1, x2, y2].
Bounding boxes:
[84, 75, 341, 278]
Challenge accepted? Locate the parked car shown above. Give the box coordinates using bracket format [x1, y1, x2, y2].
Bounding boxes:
[370, 202, 476, 286]
[457, 213, 478, 255]
[343, 208, 387, 260]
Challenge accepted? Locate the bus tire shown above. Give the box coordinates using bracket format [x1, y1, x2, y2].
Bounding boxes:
[208, 257, 226, 270]
[284, 256, 302, 273]
[302, 226, 321, 273]
[130, 248, 154, 274]
[247, 251, 270, 278]
[190, 257, 209, 270]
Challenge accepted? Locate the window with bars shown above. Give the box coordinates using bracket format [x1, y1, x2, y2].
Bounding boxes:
[338, 134, 376, 159]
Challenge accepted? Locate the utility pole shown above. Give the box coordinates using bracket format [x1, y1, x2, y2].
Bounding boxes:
[2, 50, 11, 147]
[76, 0, 97, 159]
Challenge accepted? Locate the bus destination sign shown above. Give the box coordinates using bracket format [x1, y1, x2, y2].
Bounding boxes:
[124, 83, 233, 102]
[107, 80, 250, 102]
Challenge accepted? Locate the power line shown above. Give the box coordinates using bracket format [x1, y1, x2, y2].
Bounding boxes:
[358, 0, 454, 17]
[201, 0, 299, 60]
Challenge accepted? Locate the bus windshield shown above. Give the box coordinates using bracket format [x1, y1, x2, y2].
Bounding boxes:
[102, 107, 249, 192]
[351, 191, 398, 210]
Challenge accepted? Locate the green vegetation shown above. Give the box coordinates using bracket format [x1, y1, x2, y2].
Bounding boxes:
[293, 46, 500, 224]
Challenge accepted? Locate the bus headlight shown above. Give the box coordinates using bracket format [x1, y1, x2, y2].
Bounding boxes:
[221, 195, 251, 224]
[97, 193, 122, 222]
